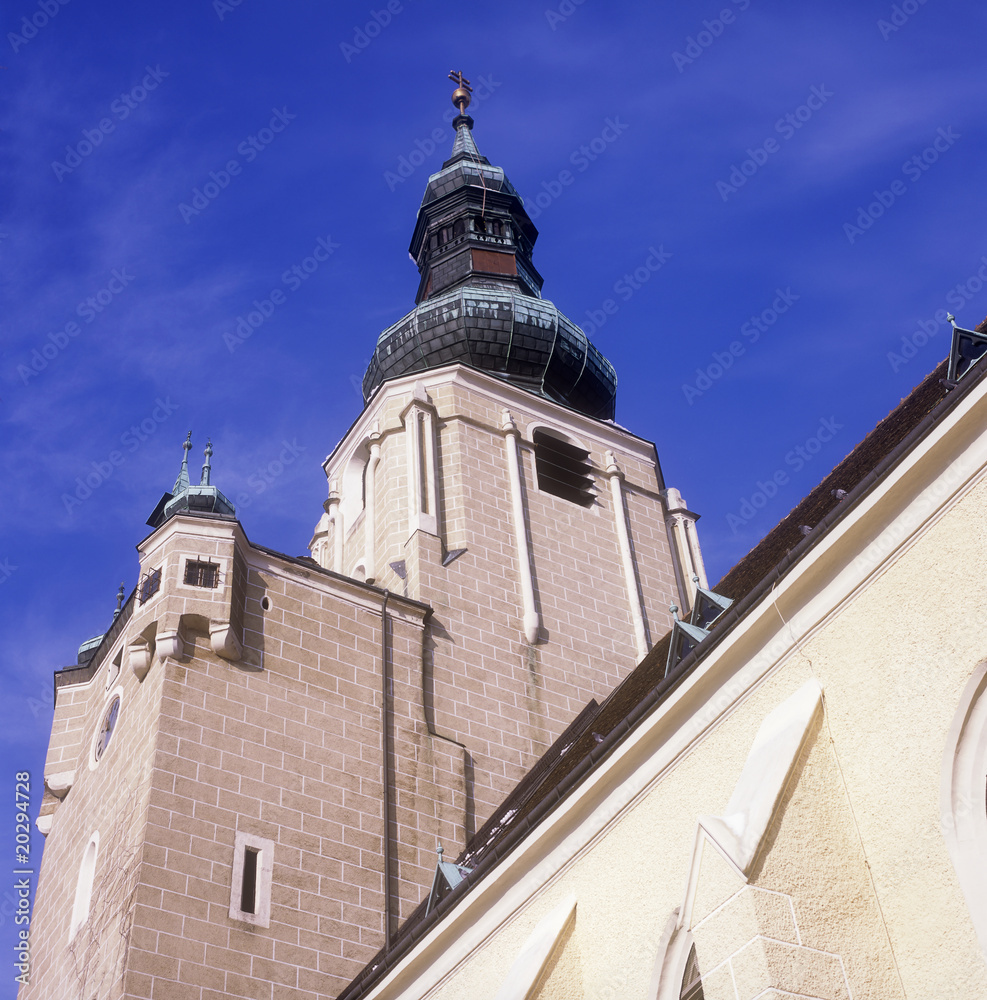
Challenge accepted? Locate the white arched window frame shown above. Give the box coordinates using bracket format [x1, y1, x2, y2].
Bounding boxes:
[340, 444, 370, 534]
[941, 662, 987, 959]
[69, 832, 99, 941]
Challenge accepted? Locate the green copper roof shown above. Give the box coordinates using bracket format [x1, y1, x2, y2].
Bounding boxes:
[147, 436, 236, 528]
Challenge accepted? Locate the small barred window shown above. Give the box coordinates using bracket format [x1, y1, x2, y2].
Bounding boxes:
[533, 429, 595, 507]
[184, 560, 219, 588]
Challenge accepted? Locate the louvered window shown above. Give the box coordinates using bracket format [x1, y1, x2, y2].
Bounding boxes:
[680, 944, 704, 999]
[533, 429, 595, 507]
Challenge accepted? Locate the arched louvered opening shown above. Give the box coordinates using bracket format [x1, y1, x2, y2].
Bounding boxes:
[532, 429, 595, 508]
[680, 943, 704, 999]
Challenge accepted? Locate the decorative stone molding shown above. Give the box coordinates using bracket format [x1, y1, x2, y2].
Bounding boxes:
[327, 478, 343, 573]
[606, 450, 649, 659]
[45, 771, 75, 799]
[492, 895, 577, 1000]
[209, 621, 243, 661]
[364, 424, 382, 583]
[402, 385, 439, 539]
[155, 628, 187, 663]
[502, 409, 541, 645]
[696, 679, 823, 880]
[664, 487, 708, 612]
[128, 638, 153, 680]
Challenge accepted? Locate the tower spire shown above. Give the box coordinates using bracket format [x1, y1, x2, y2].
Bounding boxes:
[445, 69, 485, 166]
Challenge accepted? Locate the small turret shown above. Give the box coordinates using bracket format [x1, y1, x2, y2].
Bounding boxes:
[146, 435, 236, 529]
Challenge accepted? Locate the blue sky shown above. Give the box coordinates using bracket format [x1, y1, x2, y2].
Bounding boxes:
[2, 0, 985, 991]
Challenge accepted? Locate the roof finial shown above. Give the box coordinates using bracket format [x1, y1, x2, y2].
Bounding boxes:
[201, 439, 213, 487]
[173, 432, 193, 495]
[448, 70, 473, 115]
[113, 582, 125, 620]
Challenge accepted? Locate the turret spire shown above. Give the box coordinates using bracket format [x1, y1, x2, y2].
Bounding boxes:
[147, 434, 236, 529]
[173, 432, 192, 494]
[201, 439, 213, 486]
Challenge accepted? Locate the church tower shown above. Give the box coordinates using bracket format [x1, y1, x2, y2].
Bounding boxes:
[24, 78, 706, 1000]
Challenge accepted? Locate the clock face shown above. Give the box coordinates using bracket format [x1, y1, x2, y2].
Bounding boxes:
[94, 697, 120, 762]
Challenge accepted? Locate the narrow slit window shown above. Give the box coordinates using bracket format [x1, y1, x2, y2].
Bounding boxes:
[240, 848, 259, 914]
[532, 429, 595, 507]
[229, 831, 274, 927]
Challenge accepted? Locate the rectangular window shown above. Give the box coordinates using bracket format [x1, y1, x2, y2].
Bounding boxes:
[184, 560, 219, 588]
[138, 568, 161, 605]
[229, 831, 274, 927]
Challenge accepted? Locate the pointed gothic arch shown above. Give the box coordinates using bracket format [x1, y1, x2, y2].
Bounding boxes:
[941, 662, 987, 960]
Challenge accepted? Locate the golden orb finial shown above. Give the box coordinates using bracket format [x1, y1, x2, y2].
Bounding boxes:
[448, 70, 473, 114]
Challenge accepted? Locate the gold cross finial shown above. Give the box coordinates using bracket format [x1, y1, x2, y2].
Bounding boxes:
[448, 70, 473, 113]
